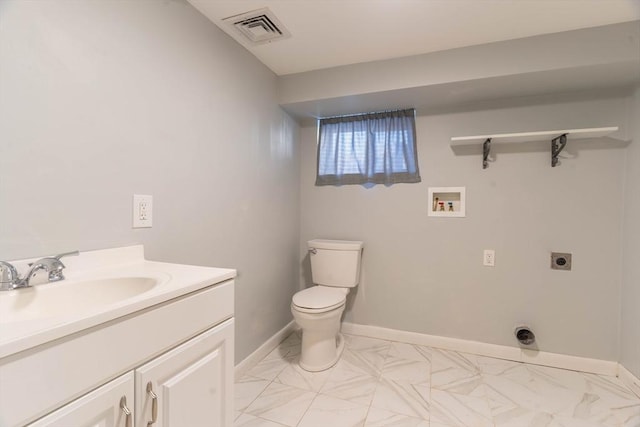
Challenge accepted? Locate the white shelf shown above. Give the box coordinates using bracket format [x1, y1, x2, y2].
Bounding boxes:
[450, 127, 619, 146]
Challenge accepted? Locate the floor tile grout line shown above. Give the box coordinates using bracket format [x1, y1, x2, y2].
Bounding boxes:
[244, 377, 318, 427]
[470, 352, 496, 427]
[236, 376, 273, 416]
[237, 376, 276, 422]
[368, 340, 433, 424]
[478, 373, 497, 427]
[294, 391, 320, 427]
[362, 340, 392, 426]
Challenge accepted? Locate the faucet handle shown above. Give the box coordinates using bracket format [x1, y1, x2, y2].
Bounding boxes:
[25, 251, 80, 283]
[54, 250, 80, 261]
[48, 251, 79, 282]
[0, 261, 19, 290]
[28, 250, 79, 267]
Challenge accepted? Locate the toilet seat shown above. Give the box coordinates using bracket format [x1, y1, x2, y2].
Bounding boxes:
[292, 286, 346, 313]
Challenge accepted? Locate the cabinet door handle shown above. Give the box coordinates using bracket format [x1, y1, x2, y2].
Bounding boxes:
[147, 382, 158, 426]
[120, 396, 132, 427]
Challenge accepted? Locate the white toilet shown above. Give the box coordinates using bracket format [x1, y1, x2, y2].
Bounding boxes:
[291, 239, 363, 372]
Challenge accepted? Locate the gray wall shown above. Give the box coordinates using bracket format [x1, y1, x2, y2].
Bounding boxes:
[0, 0, 300, 363]
[300, 96, 630, 361]
[2, 0, 635, 368]
[621, 86, 640, 377]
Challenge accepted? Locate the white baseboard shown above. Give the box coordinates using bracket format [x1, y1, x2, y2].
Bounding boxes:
[618, 364, 640, 399]
[341, 322, 618, 376]
[235, 320, 297, 380]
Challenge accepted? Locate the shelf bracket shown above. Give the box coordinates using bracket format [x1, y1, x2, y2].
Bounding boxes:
[551, 133, 567, 167]
[482, 138, 491, 169]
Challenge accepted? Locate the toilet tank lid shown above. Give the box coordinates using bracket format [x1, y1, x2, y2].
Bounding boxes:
[308, 239, 363, 250]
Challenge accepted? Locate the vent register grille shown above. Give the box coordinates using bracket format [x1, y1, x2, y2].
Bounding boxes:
[222, 8, 291, 45]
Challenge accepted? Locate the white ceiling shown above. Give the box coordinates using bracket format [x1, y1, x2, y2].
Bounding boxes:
[188, 0, 640, 76]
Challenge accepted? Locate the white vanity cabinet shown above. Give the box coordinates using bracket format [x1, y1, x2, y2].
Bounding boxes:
[27, 319, 233, 427]
[1, 275, 235, 427]
[135, 319, 233, 427]
[28, 372, 135, 427]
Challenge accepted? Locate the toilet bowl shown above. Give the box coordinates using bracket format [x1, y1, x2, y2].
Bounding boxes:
[291, 239, 363, 372]
[291, 286, 349, 371]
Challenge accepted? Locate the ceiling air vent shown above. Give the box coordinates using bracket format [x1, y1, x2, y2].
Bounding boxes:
[223, 8, 291, 45]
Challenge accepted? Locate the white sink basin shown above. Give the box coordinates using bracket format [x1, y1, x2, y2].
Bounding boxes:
[0, 245, 236, 360]
[0, 277, 158, 324]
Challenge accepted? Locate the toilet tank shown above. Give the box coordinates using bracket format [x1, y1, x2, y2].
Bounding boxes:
[308, 239, 364, 288]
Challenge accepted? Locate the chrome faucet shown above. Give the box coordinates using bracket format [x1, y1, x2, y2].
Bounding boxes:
[0, 261, 20, 291]
[0, 250, 79, 291]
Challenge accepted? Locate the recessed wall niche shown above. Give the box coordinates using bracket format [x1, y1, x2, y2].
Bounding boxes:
[428, 187, 466, 217]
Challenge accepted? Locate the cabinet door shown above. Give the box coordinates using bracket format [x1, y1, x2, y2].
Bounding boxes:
[135, 318, 234, 427]
[27, 372, 134, 427]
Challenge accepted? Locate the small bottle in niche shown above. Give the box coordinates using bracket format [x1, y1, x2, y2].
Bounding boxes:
[448, 202, 454, 211]
[439, 202, 445, 211]
[433, 197, 439, 212]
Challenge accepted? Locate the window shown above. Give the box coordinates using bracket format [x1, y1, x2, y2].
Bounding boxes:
[316, 109, 421, 186]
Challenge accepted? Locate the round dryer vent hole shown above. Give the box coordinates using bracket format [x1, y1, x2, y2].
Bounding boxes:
[551, 252, 572, 271]
[515, 326, 536, 346]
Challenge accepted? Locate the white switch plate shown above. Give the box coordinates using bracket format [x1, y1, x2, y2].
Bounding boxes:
[483, 249, 495, 267]
[133, 194, 153, 228]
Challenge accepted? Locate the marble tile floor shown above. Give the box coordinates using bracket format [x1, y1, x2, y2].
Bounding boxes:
[235, 331, 640, 427]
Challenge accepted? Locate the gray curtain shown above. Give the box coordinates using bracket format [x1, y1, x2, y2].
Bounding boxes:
[315, 109, 421, 186]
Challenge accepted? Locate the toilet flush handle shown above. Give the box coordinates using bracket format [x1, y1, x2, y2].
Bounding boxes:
[309, 248, 317, 255]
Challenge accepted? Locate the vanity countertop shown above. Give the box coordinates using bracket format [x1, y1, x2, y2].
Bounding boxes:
[0, 245, 236, 358]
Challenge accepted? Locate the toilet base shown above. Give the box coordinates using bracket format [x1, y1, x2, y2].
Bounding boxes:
[299, 333, 345, 372]
[291, 300, 347, 372]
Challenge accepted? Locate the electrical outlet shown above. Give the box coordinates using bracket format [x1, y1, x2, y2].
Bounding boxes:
[133, 194, 153, 228]
[483, 249, 495, 267]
